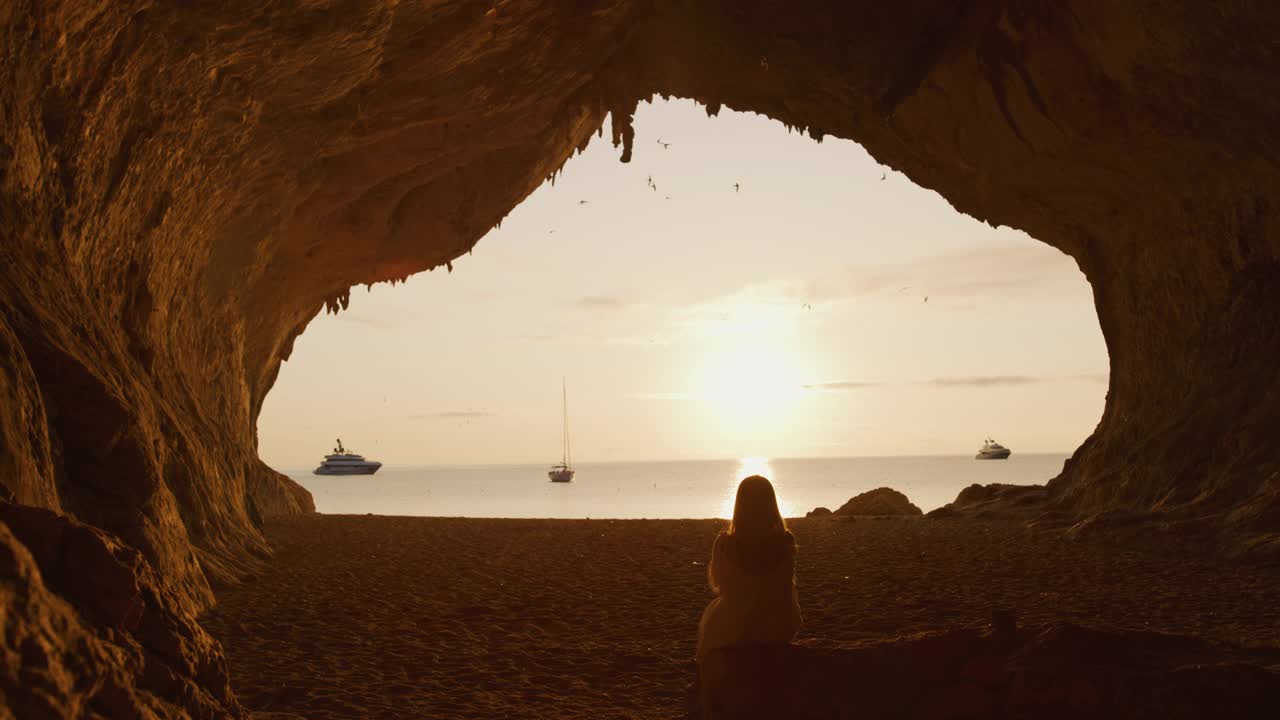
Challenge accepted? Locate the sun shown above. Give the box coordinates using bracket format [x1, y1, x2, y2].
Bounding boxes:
[690, 343, 807, 453]
[697, 344, 803, 413]
[679, 290, 815, 453]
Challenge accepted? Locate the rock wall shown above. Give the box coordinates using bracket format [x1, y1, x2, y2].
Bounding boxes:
[0, 504, 243, 719]
[1, 0, 1278, 713]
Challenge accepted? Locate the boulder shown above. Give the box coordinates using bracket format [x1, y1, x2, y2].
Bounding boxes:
[805, 507, 833, 518]
[834, 488, 922, 517]
[928, 484, 1052, 520]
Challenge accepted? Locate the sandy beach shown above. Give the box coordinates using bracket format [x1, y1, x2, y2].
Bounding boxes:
[202, 515, 1280, 719]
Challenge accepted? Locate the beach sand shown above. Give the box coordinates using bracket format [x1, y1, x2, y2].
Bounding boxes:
[202, 515, 1280, 719]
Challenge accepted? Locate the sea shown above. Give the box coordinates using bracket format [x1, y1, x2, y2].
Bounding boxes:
[283, 454, 1069, 520]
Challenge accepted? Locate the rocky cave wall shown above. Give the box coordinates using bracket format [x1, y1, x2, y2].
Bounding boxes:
[2, 0, 1279, 715]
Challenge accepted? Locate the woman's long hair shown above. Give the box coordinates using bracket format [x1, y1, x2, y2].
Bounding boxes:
[725, 475, 794, 573]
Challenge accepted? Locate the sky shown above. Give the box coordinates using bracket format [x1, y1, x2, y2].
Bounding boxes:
[257, 99, 1109, 469]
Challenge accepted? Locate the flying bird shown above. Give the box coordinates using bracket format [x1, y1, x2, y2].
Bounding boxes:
[803, 303, 811, 310]
[578, 200, 589, 205]
[733, 182, 740, 192]
[923, 295, 929, 303]
[657, 138, 671, 149]
[880, 171, 886, 181]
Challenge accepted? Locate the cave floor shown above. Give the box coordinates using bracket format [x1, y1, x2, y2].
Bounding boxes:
[202, 515, 1280, 720]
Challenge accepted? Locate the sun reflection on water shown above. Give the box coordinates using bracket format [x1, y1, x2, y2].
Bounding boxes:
[718, 456, 781, 519]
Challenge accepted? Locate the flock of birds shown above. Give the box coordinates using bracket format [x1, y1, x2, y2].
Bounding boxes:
[577, 139, 745, 204]
[569, 137, 892, 207]
[551, 136, 930, 306]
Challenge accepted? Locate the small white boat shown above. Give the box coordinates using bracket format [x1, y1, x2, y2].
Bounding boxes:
[314, 439, 382, 475]
[548, 380, 575, 483]
[976, 438, 1012, 460]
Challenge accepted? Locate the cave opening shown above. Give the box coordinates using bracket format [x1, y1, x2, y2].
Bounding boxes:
[7, 3, 1280, 717]
[255, 98, 1108, 519]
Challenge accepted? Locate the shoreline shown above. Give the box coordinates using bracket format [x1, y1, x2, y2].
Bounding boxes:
[282, 455, 1074, 520]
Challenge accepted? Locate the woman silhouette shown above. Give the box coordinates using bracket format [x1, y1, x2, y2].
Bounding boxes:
[696, 475, 802, 662]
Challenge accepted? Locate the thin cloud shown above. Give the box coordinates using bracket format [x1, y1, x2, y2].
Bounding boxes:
[925, 373, 1108, 388]
[570, 295, 629, 310]
[671, 281, 810, 340]
[1071, 372, 1110, 383]
[408, 411, 496, 419]
[628, 392, 699, 401]
[604, 334, 675, 346]
[803, 381, 882, 391]
[793, 239, 1087, 305]
[927, 375, 1042, 387]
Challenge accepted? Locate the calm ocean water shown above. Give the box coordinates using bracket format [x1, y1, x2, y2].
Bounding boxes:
[283, 454, 1069, 519]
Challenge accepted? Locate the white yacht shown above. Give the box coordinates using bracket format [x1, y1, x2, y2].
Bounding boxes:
[976, 438, 1012, 460]
[314, 439, 383, 475]
[548, 380, 575, 483]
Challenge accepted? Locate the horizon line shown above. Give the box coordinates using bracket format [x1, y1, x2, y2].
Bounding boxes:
[267, 450, 1076, 473]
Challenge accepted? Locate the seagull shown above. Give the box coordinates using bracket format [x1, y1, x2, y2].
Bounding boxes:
[923, 295, 929, 303]
[733, 182, 740, 192]
[657, 138, 671, 149]
[548, 229, 556, 234]
[647, 174, 654, 187]
[880, 171, 886, 181]
[803, 303, 811, 310]
[665, 195, 672, 200]
[578, 200, 589, 205]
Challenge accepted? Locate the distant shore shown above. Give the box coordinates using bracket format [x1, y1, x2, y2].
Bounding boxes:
[203, 514, 1280, 720]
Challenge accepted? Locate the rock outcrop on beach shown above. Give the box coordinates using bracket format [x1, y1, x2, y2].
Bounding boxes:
[699, 623, 1280, 719]
[3, 0, 1280, 713]
[927, 483, 1052, 519]
[833, 488, 922, 517]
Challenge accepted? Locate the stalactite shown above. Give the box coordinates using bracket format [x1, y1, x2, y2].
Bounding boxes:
[608, 98, 638, 163]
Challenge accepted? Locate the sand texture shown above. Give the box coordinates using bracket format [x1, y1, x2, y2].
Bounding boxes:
[203, 515, 1280, 719]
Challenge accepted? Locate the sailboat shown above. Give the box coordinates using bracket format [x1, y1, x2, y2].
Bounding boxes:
[548, 379, 575, 482]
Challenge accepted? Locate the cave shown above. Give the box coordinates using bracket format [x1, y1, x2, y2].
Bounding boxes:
[2, 1, 1278, 717]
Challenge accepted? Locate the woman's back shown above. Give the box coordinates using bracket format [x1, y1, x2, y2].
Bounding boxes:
[696, 529, 802, 661]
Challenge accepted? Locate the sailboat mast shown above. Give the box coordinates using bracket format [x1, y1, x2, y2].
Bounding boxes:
[561, 378, 570, 467]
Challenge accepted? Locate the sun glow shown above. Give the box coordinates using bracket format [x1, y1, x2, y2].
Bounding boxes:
[693, 343, 806, 417]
